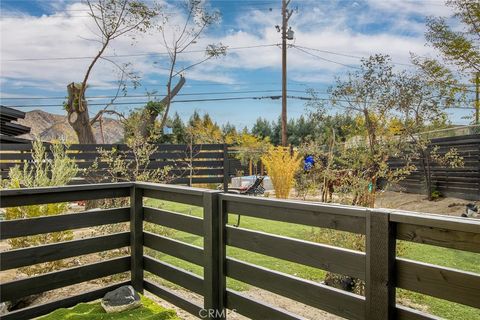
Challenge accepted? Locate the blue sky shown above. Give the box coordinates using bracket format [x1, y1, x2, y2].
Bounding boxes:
[0, 0, 475, 128]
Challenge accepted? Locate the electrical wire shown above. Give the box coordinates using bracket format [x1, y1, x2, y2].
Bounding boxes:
[2, 44, 279, 62]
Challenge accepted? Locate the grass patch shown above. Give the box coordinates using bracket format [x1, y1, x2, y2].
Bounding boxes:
[38, 295, 179, 320]
[144, 198, 480, 320]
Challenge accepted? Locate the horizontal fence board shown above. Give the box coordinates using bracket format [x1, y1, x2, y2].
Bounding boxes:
[0, 232, 130, 271]
[0, 160, 224, 170]
[392, 211, 480, 253]
[396, 258, 480, 308]
[0, 143, 225, 152]
[395, 305, 441, 320]
[143, 231, 203, 266]
[0, 281, 131, 320]
[222, 194, 366, 234]
[226, 258, 365, 320]
[0, 151, 223, 161]
[226, 226, 366, 279]
[143, 207, 204, 236]
[396, 223, 480, 253]
[144, 280, 203, 317]
[143, 255, 204, 295]
[0, 183, 131, 207]
[0, 207, 130, 240]
[0, 256, 130, 302]
[226, 290, 306, 320]
[139, 182, 205, 206]
[171, 177, 224, 185]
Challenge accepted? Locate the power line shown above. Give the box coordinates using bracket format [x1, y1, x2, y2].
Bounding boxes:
[5, 95, 315, 108]
[0, 89, 318, 101]
[2, 44, 279, 62]
[292, 45, 362, 70]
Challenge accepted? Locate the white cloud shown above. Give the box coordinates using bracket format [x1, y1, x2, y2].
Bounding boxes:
[0, 0, 454, 96]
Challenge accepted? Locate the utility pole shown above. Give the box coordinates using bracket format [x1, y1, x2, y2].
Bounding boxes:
[475, 72, 479, 125]
[281, 0, 293, 146]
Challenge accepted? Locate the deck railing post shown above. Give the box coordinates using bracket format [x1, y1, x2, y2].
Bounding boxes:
[130, 184, 144, 293]
[203, 190, 225, 319]
[222, 144, 229, 193]
[365, 209, 396, 320]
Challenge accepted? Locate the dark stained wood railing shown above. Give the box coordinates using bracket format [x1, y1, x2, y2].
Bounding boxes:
[0, 183, 479, 320]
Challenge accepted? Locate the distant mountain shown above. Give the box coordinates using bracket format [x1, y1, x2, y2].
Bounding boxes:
[17, 110, 124, 144]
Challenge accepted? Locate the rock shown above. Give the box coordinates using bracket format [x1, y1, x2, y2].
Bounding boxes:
[101, 285, 142, 313]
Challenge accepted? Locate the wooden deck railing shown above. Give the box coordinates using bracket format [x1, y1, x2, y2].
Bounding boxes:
[0, 183, 479, 320]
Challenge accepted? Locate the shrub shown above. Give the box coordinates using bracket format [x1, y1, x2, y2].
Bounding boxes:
[3, 140, 78, 275]
[261, 147, 302, 199]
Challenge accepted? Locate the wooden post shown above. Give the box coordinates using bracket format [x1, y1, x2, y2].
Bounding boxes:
[130, 185, 144, 293]
[203, 190, 225, 319]
[365, 209, 396, 320]
[222, 144, 229, 192]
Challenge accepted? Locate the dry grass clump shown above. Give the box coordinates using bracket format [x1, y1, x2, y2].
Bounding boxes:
[261, 147, 302, 199]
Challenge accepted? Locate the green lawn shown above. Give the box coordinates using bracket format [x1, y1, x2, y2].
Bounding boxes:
[144, 198, 480, 320]
[39, 295, 179, 320]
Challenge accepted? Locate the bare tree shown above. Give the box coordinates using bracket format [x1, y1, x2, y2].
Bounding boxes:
[66, 0, 158, 143]
[138, 0, 227, 139]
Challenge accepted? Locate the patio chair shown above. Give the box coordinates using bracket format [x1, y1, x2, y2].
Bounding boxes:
[227, 176, 265, 227]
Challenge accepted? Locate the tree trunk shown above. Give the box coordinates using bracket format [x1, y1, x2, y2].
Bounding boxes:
[66, 83, 96, 144]
[139, 76, 186, 139]
[420, 148, 432, 200]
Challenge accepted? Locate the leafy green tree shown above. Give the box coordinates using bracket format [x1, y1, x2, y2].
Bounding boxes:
[251, 118, 273, 140]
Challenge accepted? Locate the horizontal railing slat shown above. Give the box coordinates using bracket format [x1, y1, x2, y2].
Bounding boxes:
[221, 194, 366, 234]
[139, 182, 205, 206]
[0, 207, 130, 240]
[0, 183, 132, 207]
[0, 281, 130, 320]
[226, 290, 306, 320]
[226, 258, 365, 320]
[226, 226, 366, 280]
[396, 222, 480, 253]
[396, 258, 480, 308]
[0, 256, 130, 302]
[144, 280, 203, 317]
[0, 232, 130, 271]
[143, 255, 204, 295]
[143, 231, 204, 266]
[395, 305, 441, 320]
[144, 207, 203, 236]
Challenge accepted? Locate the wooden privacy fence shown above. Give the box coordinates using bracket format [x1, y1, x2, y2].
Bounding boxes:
[0, 183, 479, 319]
[0, 143, 229, 188]
[389, 134, 480, 200]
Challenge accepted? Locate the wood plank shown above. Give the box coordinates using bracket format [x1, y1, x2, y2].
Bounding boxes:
[365, 210, 395, 320]
[395, 305, 441, 320]
[144, 280, 203, 317]
[203, 190, 223, 319]
[143, 255, 204, 295]
[226, 226, 366, 279]
[0, 207, 130, 240]
[0, 232, 130, 271]
[144, 206, 203, 236]
[396, 258, 480, 308]
[1, 281, 131, 320]
[394, 223, 480, 254]
[0, 183, 132, 207]
[226, 290, 306, 320]
[138, 182, 204, 206]
[170, 177, 224, 185]
[221, 194, 367, 234]
[130, 186, 144, 293]
[390, 210, 480, 234]
[143, 231, 203, 265]
[226, 258, 365, 320]
[0, 256, 130, 302]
